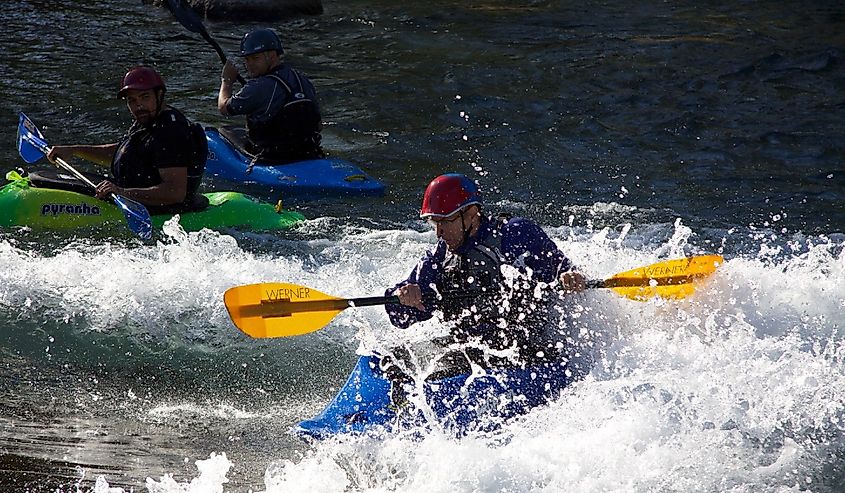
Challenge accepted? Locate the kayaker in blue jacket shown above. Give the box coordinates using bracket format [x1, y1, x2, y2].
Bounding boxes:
[383, 173, 587, 386]
[217, 28, 323, 164]
[47, 66, 207, 213]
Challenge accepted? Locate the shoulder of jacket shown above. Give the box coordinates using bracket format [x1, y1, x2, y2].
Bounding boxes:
[152, 108, 192, 134]
[158, 106, 186, 122]
[499, 216, 541, 237]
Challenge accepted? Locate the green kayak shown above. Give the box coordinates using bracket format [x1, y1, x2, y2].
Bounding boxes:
[0, 170, 305, 234]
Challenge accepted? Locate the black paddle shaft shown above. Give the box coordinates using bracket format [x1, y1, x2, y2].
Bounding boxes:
[347, 290, 481, 309]
[163, 0, 246, 85]
[346, 295, 400, 308]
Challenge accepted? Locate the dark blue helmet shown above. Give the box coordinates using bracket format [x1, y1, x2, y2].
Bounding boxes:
[239, 28, 284, 57]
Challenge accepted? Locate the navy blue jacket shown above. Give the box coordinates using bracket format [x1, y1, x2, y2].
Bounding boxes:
[226, 63, 321, 161]
[385, 215, 574, 329]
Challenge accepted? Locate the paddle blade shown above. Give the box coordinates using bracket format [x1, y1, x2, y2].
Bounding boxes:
[112, 194, 153, 240]
[17, 112, 48, 163]
[162, 0, 207, 34]
[603, 254, 723, 301]
[224, 283, 350, 338]
[17, 112, 153, 240]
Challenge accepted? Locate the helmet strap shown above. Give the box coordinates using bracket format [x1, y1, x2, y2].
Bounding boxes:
[459, 208, 472, 247]
[154, 89, 165, 119]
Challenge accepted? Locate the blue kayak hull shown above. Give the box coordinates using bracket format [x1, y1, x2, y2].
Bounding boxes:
[296, 355, 577, 439]
[205, 128, 386, 198]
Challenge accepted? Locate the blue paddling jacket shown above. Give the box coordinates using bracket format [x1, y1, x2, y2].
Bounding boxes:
[386, 215, 576, 365]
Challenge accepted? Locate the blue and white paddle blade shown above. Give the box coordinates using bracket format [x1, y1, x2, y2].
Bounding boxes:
[17, 112, 48, 164]
[113, 195, 153, 240]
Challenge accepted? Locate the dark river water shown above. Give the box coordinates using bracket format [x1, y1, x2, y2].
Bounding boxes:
[1, 1, 844, 491]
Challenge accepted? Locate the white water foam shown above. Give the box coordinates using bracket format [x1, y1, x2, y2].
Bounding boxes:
[232, 233, 841, 493]
[5, 217, 844, 492]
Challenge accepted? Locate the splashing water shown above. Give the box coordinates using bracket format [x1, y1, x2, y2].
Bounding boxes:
[47, 216, 844, 493]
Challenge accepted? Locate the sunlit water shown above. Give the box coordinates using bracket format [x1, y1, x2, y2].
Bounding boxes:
[2, 214, 843, 491]
[1, 0, 844, 491]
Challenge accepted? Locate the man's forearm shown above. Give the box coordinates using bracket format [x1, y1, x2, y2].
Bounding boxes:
[217, 79, 234, 115]
[55, 144, 117, 167]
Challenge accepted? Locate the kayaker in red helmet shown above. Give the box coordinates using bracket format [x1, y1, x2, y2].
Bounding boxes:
[47, 66, 207, 213]
[382, 173, 587, 403]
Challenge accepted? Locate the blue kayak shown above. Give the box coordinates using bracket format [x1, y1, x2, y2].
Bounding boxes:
[205, 127, 386, 198]
[296, 355, 578, 439]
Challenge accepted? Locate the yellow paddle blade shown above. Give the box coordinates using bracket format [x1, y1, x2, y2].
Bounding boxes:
[603, 254, 723, 301]
[224, 283, 350, 338]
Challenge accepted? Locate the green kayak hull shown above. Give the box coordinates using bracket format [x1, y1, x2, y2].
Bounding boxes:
[0, 171, 305, 234]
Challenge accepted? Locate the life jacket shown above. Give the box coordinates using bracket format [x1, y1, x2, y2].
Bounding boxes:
[111, 107, 206, 207]
[436, 215, 558, 362]
[439, 217, 506, 321]
[246, 64, 322, 162]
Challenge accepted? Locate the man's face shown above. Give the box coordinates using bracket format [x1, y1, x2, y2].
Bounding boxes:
[244, 51, 274, 77]
[124, 88, 159, 126]
[430, 207, 476, 252]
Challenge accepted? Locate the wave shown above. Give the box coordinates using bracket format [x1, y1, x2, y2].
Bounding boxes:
[4, 214, 841, 492]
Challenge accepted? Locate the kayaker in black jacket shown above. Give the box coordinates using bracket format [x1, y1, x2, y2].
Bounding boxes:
[47, 66, 207, 213]
[217, 28, 323, 164]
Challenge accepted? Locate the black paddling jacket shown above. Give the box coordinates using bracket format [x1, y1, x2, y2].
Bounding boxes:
[111, 107, 206, 203]
[225, 63, 322, 161]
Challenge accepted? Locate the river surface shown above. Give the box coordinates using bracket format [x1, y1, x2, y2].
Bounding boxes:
[1, 0, 844, 491]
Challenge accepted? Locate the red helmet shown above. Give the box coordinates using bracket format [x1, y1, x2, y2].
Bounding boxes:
[420, 173, 482, 219]
[118, 66, 166, 97]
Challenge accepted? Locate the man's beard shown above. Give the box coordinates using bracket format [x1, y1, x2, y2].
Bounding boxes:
[134, 110, 154, 126]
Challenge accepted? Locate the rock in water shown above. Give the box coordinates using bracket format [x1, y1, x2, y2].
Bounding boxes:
[153, 0, 323, 20]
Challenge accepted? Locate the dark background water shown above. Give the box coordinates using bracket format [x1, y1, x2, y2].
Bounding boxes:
[3, 0, 844, 234]
[1, 0, 844, 490]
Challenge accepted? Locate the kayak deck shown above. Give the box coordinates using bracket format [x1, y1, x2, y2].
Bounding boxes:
[205, 127, 386, 199]
[0, 171, 305, 234]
